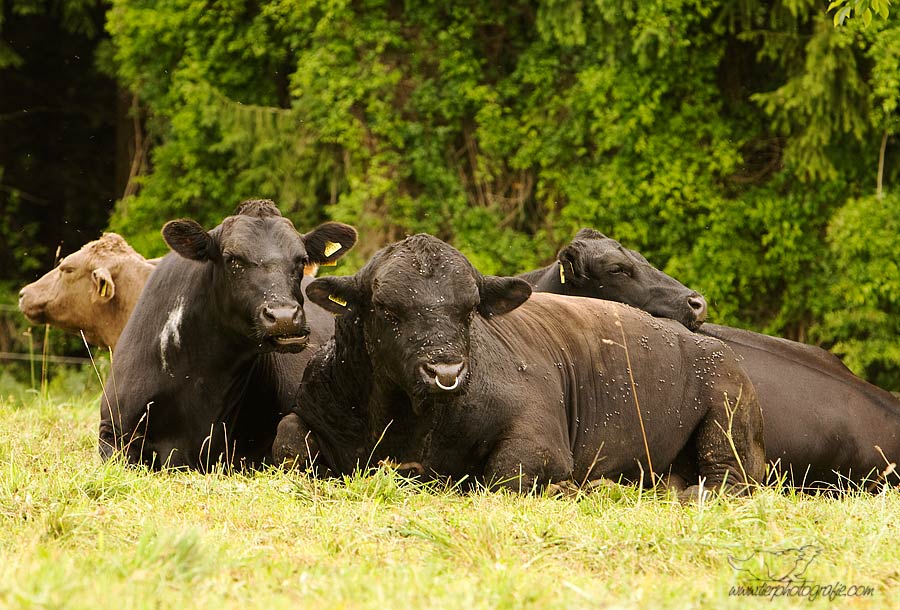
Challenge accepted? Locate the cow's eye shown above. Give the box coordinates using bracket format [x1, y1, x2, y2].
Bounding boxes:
[608, 265, 630, 276]
[223, 253, 246, 271]
[59, 266, 74, 274]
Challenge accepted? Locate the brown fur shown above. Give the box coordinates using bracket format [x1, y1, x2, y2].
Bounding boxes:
[18, 233, 155, 350]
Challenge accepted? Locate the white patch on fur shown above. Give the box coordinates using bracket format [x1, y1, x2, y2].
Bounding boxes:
[160, 296, 184, 374]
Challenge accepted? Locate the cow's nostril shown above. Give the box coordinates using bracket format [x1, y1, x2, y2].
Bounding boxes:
[687, 295, 708, 320]
[261, 306, 277, 323]
[420, 360, 467, 391]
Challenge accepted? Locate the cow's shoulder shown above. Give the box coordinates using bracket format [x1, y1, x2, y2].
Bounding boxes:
[119, 253, 207, 346]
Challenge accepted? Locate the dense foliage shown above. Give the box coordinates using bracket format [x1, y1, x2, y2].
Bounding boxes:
[813, 193, 900, 389]
[1, 1, 898, 388]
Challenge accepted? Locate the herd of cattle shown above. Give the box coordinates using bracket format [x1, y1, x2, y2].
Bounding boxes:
[17, 199, 900, 498]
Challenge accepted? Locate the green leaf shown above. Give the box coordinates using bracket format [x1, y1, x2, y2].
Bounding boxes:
[874, 0, 891, 19]
[835, 5, 853, 26]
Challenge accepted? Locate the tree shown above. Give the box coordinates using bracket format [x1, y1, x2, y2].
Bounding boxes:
[813, 194, 900, 388]
[2, 0, 898, 388]
[828, 0, 892, 27]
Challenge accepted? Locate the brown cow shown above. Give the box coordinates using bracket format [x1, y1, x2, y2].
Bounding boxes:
[18, 233, 155, 350]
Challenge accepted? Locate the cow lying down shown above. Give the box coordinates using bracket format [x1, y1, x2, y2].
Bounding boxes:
[18, 232, 156, 351]
[274, 234, 765, 499]
[517, 228, 708, 331]
[100, 199, 357, 469]
[525, 228, 900, 490]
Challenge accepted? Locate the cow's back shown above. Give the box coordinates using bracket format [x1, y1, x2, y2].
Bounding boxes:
[472, 293, 761, 484]
[700, 323, 900, 485]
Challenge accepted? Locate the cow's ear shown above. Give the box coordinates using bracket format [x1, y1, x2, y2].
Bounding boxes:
[91, 267, 115, 303]
[303, 222, 358, 265]
[479, 276, 531, 317]
[558, 242, 585, 280]
[305, 275, 360, 315]
[162, 219, 215, 261]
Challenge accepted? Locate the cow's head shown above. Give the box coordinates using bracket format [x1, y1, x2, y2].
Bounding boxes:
[306, 234, 531, 399]
[557, 228, 707, 330]
[18, 233, 153, 348]
[162, 199, 357, 353]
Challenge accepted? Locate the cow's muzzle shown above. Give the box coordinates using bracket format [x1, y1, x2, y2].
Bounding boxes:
[17, 287, 46, 323]
[419, 359, 468, 393]
[258, 303, 310, 352]
[686, 293, 707, 330]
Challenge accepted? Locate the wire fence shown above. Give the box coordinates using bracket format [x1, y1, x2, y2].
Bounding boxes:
[0, 351, 93, 365]
[0, 302, 97, 371]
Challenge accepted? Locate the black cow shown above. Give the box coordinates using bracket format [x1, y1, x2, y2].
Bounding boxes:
[99, 199, 357, 470]
[530, 228, 900, 489]
[274, 234, 765, 498]
[517, 229, 708, 330]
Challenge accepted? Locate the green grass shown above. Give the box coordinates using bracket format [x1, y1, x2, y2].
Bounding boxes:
[0, 376, 897, 609]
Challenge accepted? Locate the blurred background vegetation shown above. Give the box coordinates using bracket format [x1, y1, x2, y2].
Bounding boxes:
[0, 0, 898, 390]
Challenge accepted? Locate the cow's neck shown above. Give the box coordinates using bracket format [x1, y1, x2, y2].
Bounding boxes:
[520, 263, 568, 295]
[333, 318, 376, 412]
[105, 260, 155, 350]
[300, 316, 375, 472]
[167, 293, 267, 399]
[335, 319, 448, 469]
[204, 324, 264, 380]
[369, 375, 429, 464]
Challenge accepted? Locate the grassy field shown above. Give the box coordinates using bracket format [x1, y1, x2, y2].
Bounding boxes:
[0, 368, 898, 609]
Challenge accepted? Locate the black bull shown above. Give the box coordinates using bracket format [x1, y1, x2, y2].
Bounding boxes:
[275, 234, 765, 496]
[521, 228, 900, 488]
[99, 200, 357, 469]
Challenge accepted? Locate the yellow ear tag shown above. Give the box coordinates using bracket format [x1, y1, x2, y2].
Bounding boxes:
[328, 294, 348, 307]
[324, 241, 342, 257]
[320, 261, 338, 267]
[559, 262, 566, 284]
[100, 283, 108, 297]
